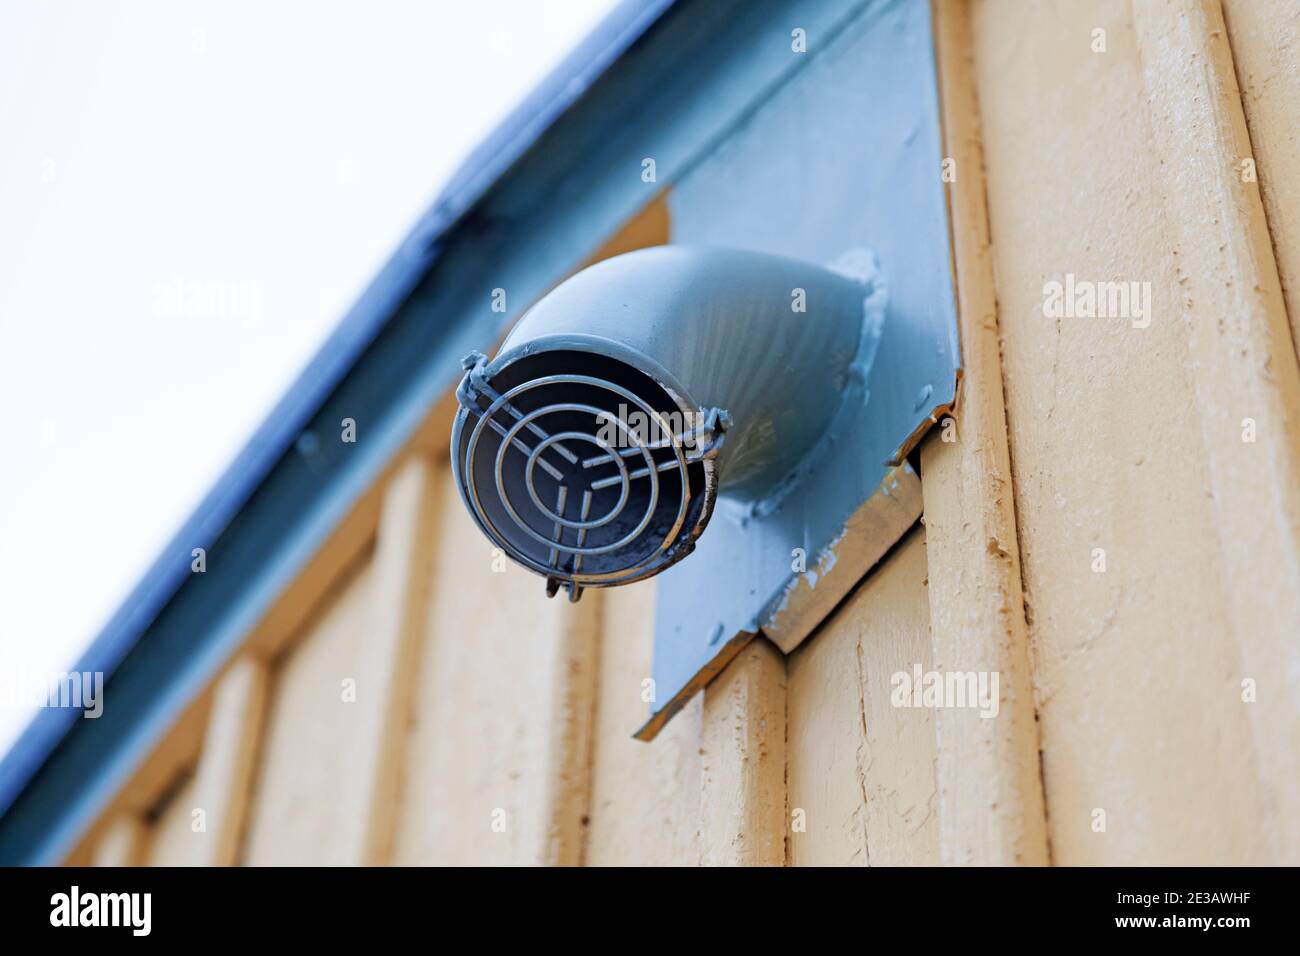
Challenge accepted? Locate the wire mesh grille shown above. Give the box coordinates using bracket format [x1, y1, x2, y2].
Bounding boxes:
[453, 351, 719, 600]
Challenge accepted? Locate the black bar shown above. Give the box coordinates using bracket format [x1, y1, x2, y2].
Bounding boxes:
[0, 866, 1286, 942]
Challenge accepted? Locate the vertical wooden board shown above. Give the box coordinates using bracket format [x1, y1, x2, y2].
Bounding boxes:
[131, 661, 266, 867]
[586, 581, 703, 866]
[699, 638, 786, 867]
[352, 457, 441, 865]
[242, 555, 378, 866]
[144, 775, 200, 866]
[241, 457, 441, 866]
[390, 468, 600, 866]
[586, 581, 787, 867]
[183, 657, 269, 866]
[1132, 0, 1300, 859]
[971, 0, 1287, 863]
[1223, 0, 1300, 357]
[787, 527, 938, 867]
[922, 0, 1049, 866]
[92, 815, 148, 867]
[60, 683, 217, 866]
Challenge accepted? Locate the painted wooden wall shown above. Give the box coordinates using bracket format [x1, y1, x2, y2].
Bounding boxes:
[970, 0, 1300, 865]
[74, 0, 1298, 867]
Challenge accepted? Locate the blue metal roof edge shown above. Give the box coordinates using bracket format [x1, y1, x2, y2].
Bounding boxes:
[0, 0, 676, 825]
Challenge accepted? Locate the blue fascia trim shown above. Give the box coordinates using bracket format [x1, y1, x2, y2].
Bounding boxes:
[0, 0, 675, 829]
[0, 0, 878, 865]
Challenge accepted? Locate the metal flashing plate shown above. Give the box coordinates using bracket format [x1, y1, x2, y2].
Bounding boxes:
[639, 0, 959, 738]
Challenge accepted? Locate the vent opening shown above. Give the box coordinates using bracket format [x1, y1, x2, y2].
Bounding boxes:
[454, 349, 717, 600]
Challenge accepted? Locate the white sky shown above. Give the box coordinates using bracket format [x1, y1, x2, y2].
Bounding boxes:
[0, 0, 616, 758]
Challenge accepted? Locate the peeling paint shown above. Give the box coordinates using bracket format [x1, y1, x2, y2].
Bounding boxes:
[646, 0, 960, 737]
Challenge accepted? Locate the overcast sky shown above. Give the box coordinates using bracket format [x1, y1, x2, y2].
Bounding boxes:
[0, 0, 616, 758]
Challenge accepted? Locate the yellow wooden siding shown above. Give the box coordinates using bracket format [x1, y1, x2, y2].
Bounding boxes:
[242, 555, 379, 865]
[1223, 0, 1300, 360]
[143, 775, 200, 866]
[586, 584, 786, 866]
[787, 526, 938, 866]
[586, 581, 705, 865]
[389, 466, 600, 866]
[140, 658, 268, 866]
[970, 0, 1299, 864]
[189, 657, 270, 866]
[91, 815, 148, 867]
[74, 0, 1300, 868]
[920, 0, 1049, 866]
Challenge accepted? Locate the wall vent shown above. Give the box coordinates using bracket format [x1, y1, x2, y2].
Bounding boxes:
[454, 348, 723, 601]
[452, 245, 879, 601]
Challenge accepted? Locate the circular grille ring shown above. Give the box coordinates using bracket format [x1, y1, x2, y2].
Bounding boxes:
[488, 403, 660, 557]
[458, 369, 699, 592]
[523, 430, 632, 531]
